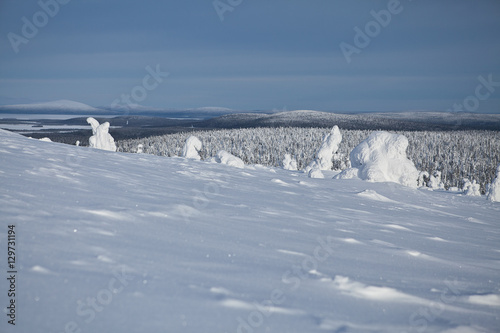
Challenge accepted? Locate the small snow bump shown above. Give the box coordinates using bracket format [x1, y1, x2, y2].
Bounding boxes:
[385, 224, 412, 231]
[271, 178, 290, 186]
[343, 238, 362, 244]
[406, 250, 421, 257]
[210, 287, 233, 296]
[468, 294, 500, 307]
[427, 236, 447, 242]
[31, 265, 52, 274]
[276, 249, 306, 256]
[357, 190, 395, 203]
[97, 255, 114, 263]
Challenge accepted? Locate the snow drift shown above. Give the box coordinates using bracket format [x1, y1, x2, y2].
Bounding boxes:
[87, 117, 116, 152]
[335, 131, 419, 187]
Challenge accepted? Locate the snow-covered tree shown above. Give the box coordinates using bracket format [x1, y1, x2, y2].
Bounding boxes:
[462, 179, 481, 196]
[335, 131, 419, 188]
[282, 154, 298, 171]
[182, 136, 202, 160]
[487, 165, 500, 202]
[306, 125, 342, 172]
[417, 171, 430, 188]
[428, 171, 445, 190]
[87, 117, 116, 152]
[215, 150, 244, 168]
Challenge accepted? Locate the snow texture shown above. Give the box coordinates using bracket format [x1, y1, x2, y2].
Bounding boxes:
[335, 131, 420, 187]
[215, 150, 245, 168]
[1, 129, 499, 333]
[87, 117, 116, 152]
[487, 165, 500, 202]
[182, 136, 203, 160]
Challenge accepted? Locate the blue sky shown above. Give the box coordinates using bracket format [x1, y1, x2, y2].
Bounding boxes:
[0, 0, 499, 112]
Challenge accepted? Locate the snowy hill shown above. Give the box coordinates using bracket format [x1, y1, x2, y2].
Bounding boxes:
[202, 110, 500, 131]
[0, 129, 499, 333]
[0, 100, 105, 114]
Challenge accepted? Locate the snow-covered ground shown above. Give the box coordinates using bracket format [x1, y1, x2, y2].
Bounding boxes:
[0, 129, 499, 333]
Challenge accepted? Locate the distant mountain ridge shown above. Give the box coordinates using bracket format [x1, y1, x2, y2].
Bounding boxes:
[201, 110, 500, 131]
[0, 100, 241, 118]
[1, 100, 499, 130]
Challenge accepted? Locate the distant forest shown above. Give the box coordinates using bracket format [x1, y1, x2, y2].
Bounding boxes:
[117, 127, 500, 194]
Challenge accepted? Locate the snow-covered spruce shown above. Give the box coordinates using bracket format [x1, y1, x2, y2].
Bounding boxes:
[487, 165, 500, 202]
[87, 117, 116, 152]
[462, 178, 481, 197]
[282, 154, 298, 171]
[335, 131, 419, 188]
[305, 125, 342, 176]
[182, 136, 203, 160]
[428, 171, 445, 190]
[215, 150, 245, 168]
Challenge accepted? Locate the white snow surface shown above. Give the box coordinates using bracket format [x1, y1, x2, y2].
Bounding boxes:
[182, 136, 203, 160]
[335, 131, 420, 187]
[0, 129, 499, 333]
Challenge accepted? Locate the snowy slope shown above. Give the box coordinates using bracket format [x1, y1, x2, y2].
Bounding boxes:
[0, 129, 499, 333]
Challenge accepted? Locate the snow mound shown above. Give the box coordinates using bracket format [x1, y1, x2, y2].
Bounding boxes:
[182, 136, 203, 160]
[215, 150, 245, 168]
[335, 131, 419, 187]
[308, 169, 324, 179]
[487, 165, 500, 202]
[87, 117, 116, 152]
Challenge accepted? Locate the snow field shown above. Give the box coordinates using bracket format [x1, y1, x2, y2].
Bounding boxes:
[0, 129, 499, 332]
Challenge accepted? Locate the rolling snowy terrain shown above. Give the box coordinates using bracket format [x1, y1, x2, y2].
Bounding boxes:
[0, 129, 499, 333]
